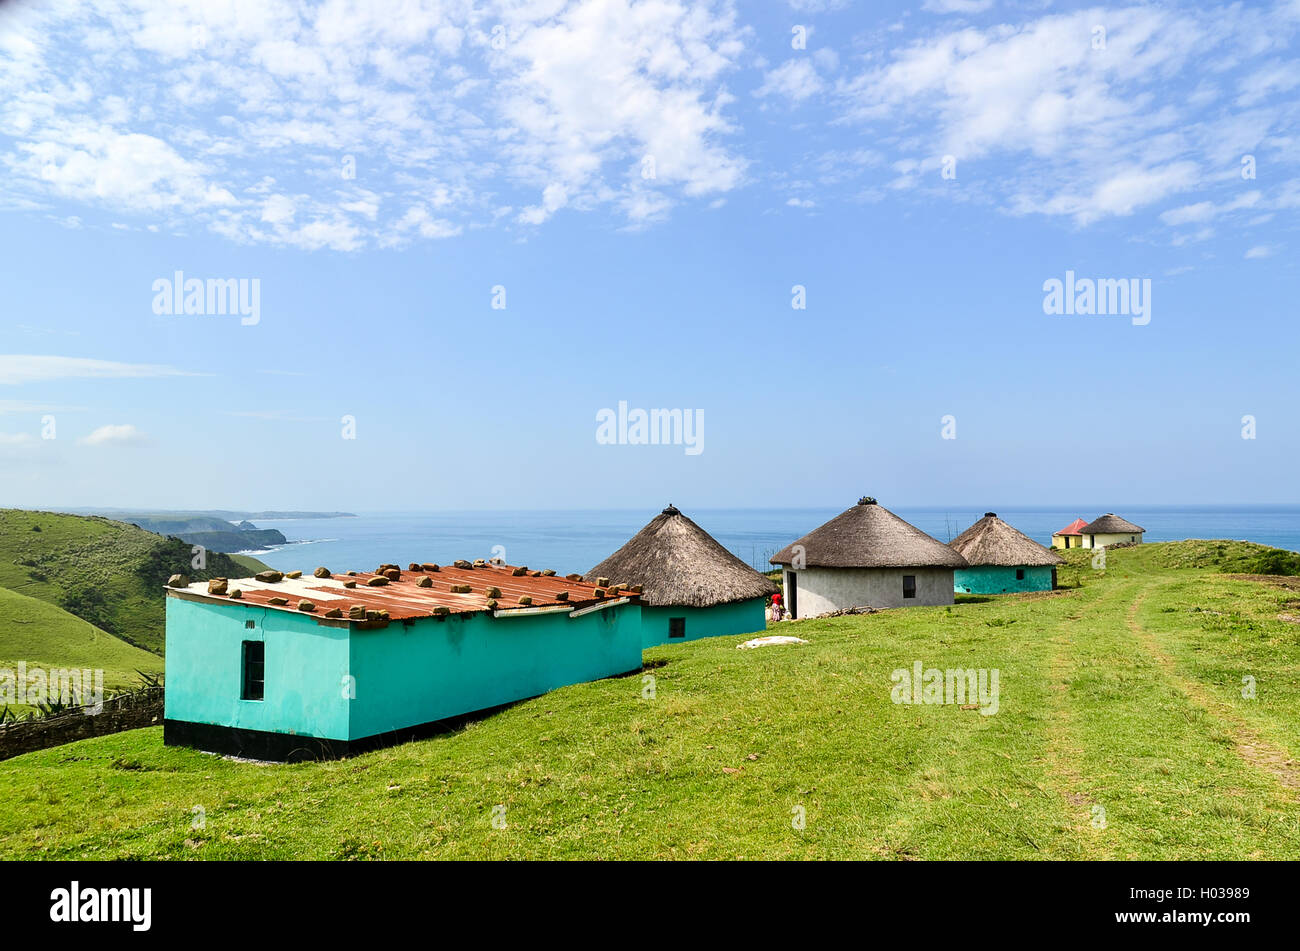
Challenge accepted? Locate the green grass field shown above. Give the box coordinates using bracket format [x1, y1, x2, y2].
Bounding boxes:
[0, 587, 163, 714]
[1, 540, 1298, 860]
[0, 510, 270, 653]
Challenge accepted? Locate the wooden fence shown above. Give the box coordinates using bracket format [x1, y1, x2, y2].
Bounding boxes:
[0, 688, 164, 761]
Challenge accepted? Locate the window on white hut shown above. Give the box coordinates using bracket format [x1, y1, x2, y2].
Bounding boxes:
[669, 617, 686, 639]
[242, 640, 264, 701]
[902, 575, 917, 599]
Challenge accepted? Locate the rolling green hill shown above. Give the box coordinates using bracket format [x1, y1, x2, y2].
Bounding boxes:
[229, 553, 275, 575]
[0, 586, 162, 713]
[0, 510, 270, 654]
[1, 540, 1298, 860]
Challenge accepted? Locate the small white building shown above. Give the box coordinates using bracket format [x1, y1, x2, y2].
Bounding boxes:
[1078, 513, 1145, 549]
[770, 497, 968, 618]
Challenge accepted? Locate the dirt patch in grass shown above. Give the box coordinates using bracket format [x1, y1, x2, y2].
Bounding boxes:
[1012, 589, 1079, 601]
[1225, 574, 1300, 591]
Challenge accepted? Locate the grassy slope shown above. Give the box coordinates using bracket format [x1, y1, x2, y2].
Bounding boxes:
[228, 554, 274, 575]
[2, 540, 1300, 860]
[0, 587, 162, 711]
[0, 510, 270, 654]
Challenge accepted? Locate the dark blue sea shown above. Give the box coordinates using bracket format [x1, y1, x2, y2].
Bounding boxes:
[243, 506, 1300, 576]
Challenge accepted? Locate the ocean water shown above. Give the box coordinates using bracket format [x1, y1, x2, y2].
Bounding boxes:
[242, 506, 1300, 576]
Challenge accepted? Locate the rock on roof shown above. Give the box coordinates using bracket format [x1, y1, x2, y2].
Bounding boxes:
[166, 561, 623, 623]
[588, 505, 779, 608]
[770, 498, 968, 569]
[949, 513, 1064, 567]
[1080, 513, 1145, 535]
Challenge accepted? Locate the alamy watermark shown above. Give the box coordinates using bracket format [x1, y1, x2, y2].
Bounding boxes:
[891, 661, 1000, 716]
[596, 401, 703, 455]
[152, 271, 260, 325]
[50, 882, 150, 931]
[1, 663, 104, 713]
[1043, 270, 1150, 326]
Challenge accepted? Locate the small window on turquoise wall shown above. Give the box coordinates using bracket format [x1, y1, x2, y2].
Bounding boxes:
[668, 617, 686, 639]
[242, 641, 264, 701]
[1016, 568, 1025, 581]
[902, 575, 916, 599]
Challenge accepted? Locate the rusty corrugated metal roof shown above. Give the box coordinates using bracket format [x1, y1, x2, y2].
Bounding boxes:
[1053, 517, 1088, 536]
[165, 561, 640, 627]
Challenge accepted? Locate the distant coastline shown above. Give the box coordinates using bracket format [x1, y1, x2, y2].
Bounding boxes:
[46, 509, 356, 560]
[60, 508, 358, 521]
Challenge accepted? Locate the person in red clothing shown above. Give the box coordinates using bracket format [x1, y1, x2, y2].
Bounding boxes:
[770, 592, 785, 622]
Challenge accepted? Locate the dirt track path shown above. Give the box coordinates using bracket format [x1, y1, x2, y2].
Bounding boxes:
[1126, 586, 1300, 794]
[1040, 583, 1121, 859]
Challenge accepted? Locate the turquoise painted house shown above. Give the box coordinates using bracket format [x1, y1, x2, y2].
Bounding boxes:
[588, 505, 778, 648]
[949, 513, 1063, 594]
[164, 561, 643, 760]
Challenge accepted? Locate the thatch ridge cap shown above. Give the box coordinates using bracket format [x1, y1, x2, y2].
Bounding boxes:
[949, 514, 1064, 567]
[589, 508, 779, 608]
[769, 501, 968, 568]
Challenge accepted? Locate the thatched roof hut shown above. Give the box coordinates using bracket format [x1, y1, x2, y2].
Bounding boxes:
[770, 497, 967, 568]
[950, 513, 1064, 567]
[1080, 513, 1144, 535]
[589, 505, 779, 608]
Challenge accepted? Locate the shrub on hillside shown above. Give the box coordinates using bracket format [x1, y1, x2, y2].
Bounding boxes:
[1248, 549, 1300, 576]
[59, 584, 117, 634]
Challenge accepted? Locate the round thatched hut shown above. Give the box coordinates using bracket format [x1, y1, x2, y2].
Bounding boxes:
[769, 497, 967, 617]
[588, 505, 779, 647]
[949, 513, 1064, 594]
[1078, 513, 1145, 549]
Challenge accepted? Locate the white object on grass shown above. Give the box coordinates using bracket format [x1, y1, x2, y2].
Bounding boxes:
[737, 635, 808, 650]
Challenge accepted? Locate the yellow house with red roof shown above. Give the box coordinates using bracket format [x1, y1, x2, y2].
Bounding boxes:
[1051, 517, 1088, 549]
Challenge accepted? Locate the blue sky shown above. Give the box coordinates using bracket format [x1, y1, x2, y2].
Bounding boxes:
[1, 0, 1297, 512]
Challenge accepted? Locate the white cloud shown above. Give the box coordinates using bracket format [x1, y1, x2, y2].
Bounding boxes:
[491, 0, 747, 219]
[381, 204, 463, 245]
[834, 2, 1300, 227]
[1160, 191, 1260, 226]
[0, 355, 195, 386]
[517, 182, 569, 226]
[923, 0, 994, 13]
[1031, 162, 1201, 225]
[0, 0, 750, 247]
[9, 125, 236, 213]
[260, 194, 297, 226]
[79, 423, 148, 447]
[757, 59, 824, 103]
[1245, 244, 1276, 258]
[785, 0, 849, 11]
